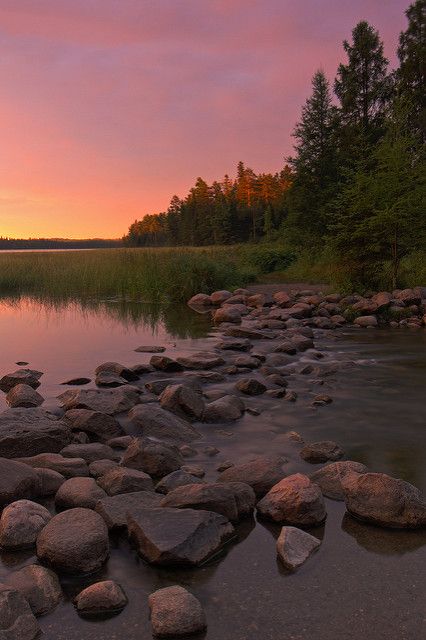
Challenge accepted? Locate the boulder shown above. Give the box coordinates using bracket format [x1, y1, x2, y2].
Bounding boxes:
[342, 471, 426, 529]
[290, 334, 314, 351]
[75, 580, 127, 617]
[394, 288, 421, 305]
[34, 468, 66, 497]
[216, 338, 252, 351]
[187, 293, 212, 306]
[149, 586, 206, 637]
[95, 491, 162, 529]
[276, 526, 321, 571]
[5, 384, 44, 409]
[127, 506, 233, 566]
[55, 477, 107, 510]
[371, 291, 392, 310]
[0, 369, 43, 393]
[161, 482, 255, 522]
[122, 439, 183, 477]
[156, 470, 205, 494]
[300, 441, 345, 463]
[145, 378, 181, 395]
[310, 461, 368, 500]
[354, 315, 378, 328]
[97, 467, 154, 496]
[58, 387, 140, 415]
[134, 345, 166, 353]
[273, 291, 292, 307]
[0, 583, 40, 639]
[202, 395, 245, 423]
[128, 404, 200, 444]
[0, 459, 39, 507]
[36, 508, 109, 574]
[235, 378, 266, 395]
[224, 326, 273, 340]
[0, 500, 51, 549]
[274, 341, 297, 355]
[213, 306, 242, 324]
[218, 455, 287, 497]
[176, 352, 226, 370]
[17, 453, 89, 478]
[210, 290, 232, 305]
[88, 459, 119, 478]
[106, 435, 134, 449]
[232, 355, 261, 369]
[0, 408, 71, 458]
[95, 371, 128, 387]
[6, 565, 62, 616]
[95, 362, 139, 382]
[150, 355, 183, 372]
[352, 298, 378, 315]
[159, 384, 205, 422]
[257, 473, 326, 525]
[60, 442, 117, 463]
[64, 409, 123, 442]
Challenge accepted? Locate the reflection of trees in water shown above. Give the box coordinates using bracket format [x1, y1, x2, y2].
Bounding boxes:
[0, 295, 213, 340]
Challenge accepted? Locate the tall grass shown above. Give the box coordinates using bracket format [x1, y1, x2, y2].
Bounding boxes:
[0, 247, 256, 303]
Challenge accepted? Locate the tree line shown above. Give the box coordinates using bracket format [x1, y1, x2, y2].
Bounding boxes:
[124, 0, 425, 288]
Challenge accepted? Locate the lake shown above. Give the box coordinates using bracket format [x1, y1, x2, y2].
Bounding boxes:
[0, 296, 425, 639]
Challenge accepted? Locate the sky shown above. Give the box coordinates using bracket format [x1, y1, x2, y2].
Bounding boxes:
[0, 0, 410, 239]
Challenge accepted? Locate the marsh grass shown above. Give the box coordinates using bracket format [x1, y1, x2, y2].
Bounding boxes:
[0, 247, 256, 303]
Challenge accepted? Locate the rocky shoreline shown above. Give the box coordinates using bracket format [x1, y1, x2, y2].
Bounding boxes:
[0, 285, 425, 639]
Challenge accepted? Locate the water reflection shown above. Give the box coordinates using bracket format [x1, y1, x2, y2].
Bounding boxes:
[341, 513, 426, 555]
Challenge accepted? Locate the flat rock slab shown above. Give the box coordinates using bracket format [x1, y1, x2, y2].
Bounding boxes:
[95, 491, 162, 529]
[127, 506, 234, 566]
[134, 345, 166, 353]
[58, 387, 140, 415]
[0, 408, 71, 459]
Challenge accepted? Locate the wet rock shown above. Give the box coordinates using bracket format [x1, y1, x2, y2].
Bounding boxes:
[218, 455, 287, 497]
[61, 377, 91, 386]
[0, 500, 51, 549]
[181, 464, 205, 478]
[266, 374, 288, 388]
[266, 388, 286, 398]
[291, 334, 314, 351]
[97, 467, 154, 495]
[128, 404, 200, 444]
[122, 439, 183, 477]
[224, 326, 273, 340]
[187, 293, 212, 306]
[75, 580, 127, 617]
[354, 315, 378, 328]
[135, 345, 166, 353]
[284, 391, 298, 402]
[145, 378, 180, 395]
[36, 508, 109, 574]
[127, 506, 234, 566]
[176, 352, 226, 370]
[235, 378, 267, 395]
[273, 291, 292, 307]
[276, 526, 321, 571]
[95, 490, 162, 529]
[60, 442, 117, 463]
[203, 395, 245, 423]
[95, 371, 128, 387]
[310, 460, 368, 500]
[150, 355, 183, 372]
[156, 470, 204, 494]
[312, 394, 333, 406]
[179, 444, 197, 458]
[58, 387, 140, 415]
[161, 482, 255, 522]
[352, 299, 378, 315]
[274, 341, 297, 355]
[55, 477, 107, 510]
[129, 363, 155, 375]
[5, 384, 44, 409]
[159, 384, 204, 422]
[216, 338, 252, 351]
[300, 441, 345, 463]
[95, 362, 139, 382]
[106, 435, 134, 449]
[88, 459, 118, 478]
[257, 473, 326, 525]
[0, 583, 40, 639]
[213, 305, 242, 324]
[17, 453, 89, 478]
[394, 288, 421, 306]
[203, 446, 219, 457]
[371, 291, 392, 310]
[216, 460, 234, 472]
[149, 585, 206, 637]
[247, 293, 266, 308]
[0, 369, 43, 393]
[0, 408, 71, 458]
[210, 290, 232, 305]
[6, 565, 62, 616]
[34, 468, 66, 497]
[0, 459, 39, 507]
[232, 355, 260, 369]
[342, 471, 426, 529]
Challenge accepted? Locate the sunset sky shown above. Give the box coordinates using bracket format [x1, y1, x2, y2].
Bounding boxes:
[0, 0, 409, 239]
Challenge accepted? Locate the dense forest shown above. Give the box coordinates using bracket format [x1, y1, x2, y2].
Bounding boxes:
[124, 0, 425, 289]
[0, 238, 122, 250]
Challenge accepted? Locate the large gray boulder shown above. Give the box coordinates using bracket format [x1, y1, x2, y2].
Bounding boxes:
[75, 580, 127, 617]
[202, 395, 245, 423]
[0, 583, 40, 639]
[0, 408, 71, 458]
[55, 477, 107, 510]
[257, 473, 326, 525]
[0, 459, 39, 507]
[58, 387, 140, 414]
[97, 467, 154, 496]
[0, 369, 43, 392]
[95, 491, 162, 529]
[5, 384, 44, 409]
[159, 384, 205, 422]
[64, 409, 123, 442]
[16, 453, 89, 478]
[161, 482, 255, 522]
[342, 471, 426, 529]
[6, 565, 62, 616]
[0, 500, 52, 549]
[276, 526, 321, 571]
[218, 455, 287, 497]
[127, 506, 234, 566]
[310, 460, 368, 500]
[149, 585, 206, 637]
[36, 508, 109, 574]
[128, 404, 200, 444]
[122, 438, 183, 477]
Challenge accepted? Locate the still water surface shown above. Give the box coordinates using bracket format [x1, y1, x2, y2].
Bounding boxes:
[0, 297, 425, 639]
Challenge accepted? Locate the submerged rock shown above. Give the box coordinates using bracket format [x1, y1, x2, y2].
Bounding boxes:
[6, 565, 62, 616]
[300, 441, 345, 463]
[149, 585, 206, 637]
[235, 378, 267, 395]
[276, 526, 321, 570]
[257, 473, 326, 526]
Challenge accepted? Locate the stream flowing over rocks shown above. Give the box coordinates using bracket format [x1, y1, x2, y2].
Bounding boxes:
[0, 284, 425, 639]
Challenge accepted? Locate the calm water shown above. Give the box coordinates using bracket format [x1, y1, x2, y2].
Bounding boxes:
[0, 297, 425, 639]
